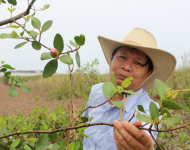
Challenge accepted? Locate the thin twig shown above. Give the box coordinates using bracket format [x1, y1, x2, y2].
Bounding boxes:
[128, 111, 135, 123]
[149, 124, 163, 150]
[0, 0, 36, 26]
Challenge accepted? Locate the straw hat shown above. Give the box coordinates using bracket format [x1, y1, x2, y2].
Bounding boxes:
[98, 28, 176, 91]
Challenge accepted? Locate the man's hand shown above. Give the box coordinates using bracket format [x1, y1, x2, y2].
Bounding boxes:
[113, 120, 154, 150]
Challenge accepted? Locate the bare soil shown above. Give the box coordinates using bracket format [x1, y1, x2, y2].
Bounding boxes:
[0, 84, 85, 116]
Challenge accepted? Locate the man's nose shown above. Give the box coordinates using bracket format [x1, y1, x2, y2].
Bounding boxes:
[121, 61, 133, 72]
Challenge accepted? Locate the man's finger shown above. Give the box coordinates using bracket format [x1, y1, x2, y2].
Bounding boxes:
[113, 120, 144, 150]
[122, 121, 154, 149]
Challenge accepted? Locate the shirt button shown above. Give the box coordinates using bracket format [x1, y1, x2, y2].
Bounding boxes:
[92, 147, 94, 150]
[106, 112, 108, 115]
[97, 130, 100, 133]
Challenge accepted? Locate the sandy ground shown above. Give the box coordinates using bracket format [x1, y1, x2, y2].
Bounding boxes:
[0, 83, 85, 116]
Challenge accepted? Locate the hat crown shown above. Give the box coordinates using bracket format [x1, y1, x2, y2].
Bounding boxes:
[122, 28, 157, 48]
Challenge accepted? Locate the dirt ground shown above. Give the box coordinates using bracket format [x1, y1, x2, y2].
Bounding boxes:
[0, 84, 85, 116]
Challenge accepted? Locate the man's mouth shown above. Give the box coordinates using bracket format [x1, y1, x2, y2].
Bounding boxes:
[116, 74, 128, 80]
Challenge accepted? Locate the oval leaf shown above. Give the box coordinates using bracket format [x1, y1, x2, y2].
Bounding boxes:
[2, 64, 15, 70]
[137, 105, 146, 113]
[8, 0, 17, 5]
[41, 20, 53, 33]
[74, 141, 80, 150]
[121, 77, 133, 88]
[21, 86, 31, 92]
[161, 118, 180, 125]
[43, 59, 58, 78]
[53, 33, 64, 54]
[80, 116, 89, 123]
[153, 79, 168, 99]
[162, 100, 183, 110]
[48, 132, 58, 142]
[44, 4, 50, 9]
[28, 31, 38, 37]
[110, 100, 124, 109]
[36, 134, 48, 150]
[5, 71, 11, 76]
[9, 86, 18, 97]
[136, 112, 153, 124]
[31, 16, 41, 29]
[32, 41, 41, 50]
[70, 40, 78, 48]
[149, 101, 159, 121]
[68, 142, 74, 150]
[14, 42, 27, 49]
[74, 36, 85, 46]
[41, 52, 53, 60]
[28, 138, 36, 143]
[11, 139, 20, 148]
[60, 55, 73, 65]
[75, 51, 80, 68]
[102, 82, 115, 99]
[161, 108, 172, 118]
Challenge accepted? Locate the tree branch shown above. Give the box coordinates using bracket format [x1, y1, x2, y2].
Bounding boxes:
[0, 0, 36, 26]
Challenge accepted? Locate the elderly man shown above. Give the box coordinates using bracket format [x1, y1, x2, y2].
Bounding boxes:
[83, 28, 176, 150]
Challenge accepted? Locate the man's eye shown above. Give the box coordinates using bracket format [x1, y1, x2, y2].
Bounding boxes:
[119, 56, 125, 59]
[135, 61, 142, 65]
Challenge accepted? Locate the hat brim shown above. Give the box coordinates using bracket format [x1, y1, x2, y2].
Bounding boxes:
[98, 35, 176, 91]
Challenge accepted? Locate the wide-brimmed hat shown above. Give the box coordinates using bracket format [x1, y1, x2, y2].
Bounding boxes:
[98, 28, 176, 91]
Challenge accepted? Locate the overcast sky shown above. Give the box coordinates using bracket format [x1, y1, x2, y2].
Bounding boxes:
[1, 0, 190, 74]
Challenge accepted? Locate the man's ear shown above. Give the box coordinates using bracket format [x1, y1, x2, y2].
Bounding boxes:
[111, 56, 113, 61]
[148, 70, 153, 76]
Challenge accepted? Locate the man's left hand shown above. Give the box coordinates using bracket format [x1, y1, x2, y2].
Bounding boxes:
[113, 120, 154, 150]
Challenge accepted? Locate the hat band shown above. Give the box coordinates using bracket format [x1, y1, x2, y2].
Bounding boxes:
[123, 41, 142, 46]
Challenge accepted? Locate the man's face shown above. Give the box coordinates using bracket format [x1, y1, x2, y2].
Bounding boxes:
[109, 47, 152, 91]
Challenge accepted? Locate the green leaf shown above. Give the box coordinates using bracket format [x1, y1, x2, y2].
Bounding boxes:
[41, 20, 53, 33]
[11, 139, 20, 148]
[121, 77, 133, 88]
[8, 7, 11, 12]
[70, 40, 78, 48]
[43, 59, 58, 78]
[14, 42, 27, 49]
[24, 144, 35, 150]
[161, 118, 180, 125]
[60, 55, 73, 65]
[75, 51, 80, 68]
[136, 112, 153, 124]
[31, 16, 41, 29]
[60, 139, 65, 150]
[48, 132, 58, 142]
[53, 33, 64, 53]
[8, 0, 16, 5]
[28, 31, 39, 36]
[77, 129, 89, 138]
[41, 52, 53, 60]
[5, 71, 11, 76]
[0, 68, 7, 72]
[49, 111, 57, 121]
[102, 82, 116, 99]
[28, 138, 36, 143]
[73, 141, 80, 150]
[156, 145, 166, 150]
[137, 105, 146, 113]
[110, 100, 124, 109]
[2, 64, 15, 70]
[21, 86, 31, 92]
[74, 36, 85, 46]
[10, 25, 20, 28]
[162, 100, 183, 110]
[36, 134, 48, 150]
[32, 41, 41, 50]
[80, 116, 88, 123]
[149, 101, 159, 121]
[69, 142, 74, 150]
[161, 109, 172, 118]
[0, 33, 20, 39]
[12, 8, 16, 12]
[44, 4, 50, 9]
[153, 79, 168, 99]
[13, 75, 21, 82]
[9, 86, 18, 97]
[0, 127, 9, 136]
[111, 72, 117, 88]
[52, 143, 59, 150]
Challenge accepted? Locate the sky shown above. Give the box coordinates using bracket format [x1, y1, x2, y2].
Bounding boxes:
[1, 0, 190, 74]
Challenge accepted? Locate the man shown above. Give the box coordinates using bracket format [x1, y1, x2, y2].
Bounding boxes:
[83, 28, 176, 150]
